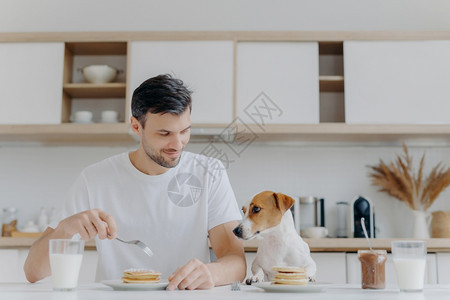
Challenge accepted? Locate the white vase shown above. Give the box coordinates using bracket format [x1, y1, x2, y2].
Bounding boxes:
[412, 210, 430, 239]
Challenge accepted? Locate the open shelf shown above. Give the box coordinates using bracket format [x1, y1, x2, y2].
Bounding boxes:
[62, 41, 128, 124]
[63, 83, 126, 98]
[318, 41, 344, 93]
[318, 41, 345, 123]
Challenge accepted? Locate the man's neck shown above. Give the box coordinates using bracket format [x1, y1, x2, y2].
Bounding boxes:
[129, 149, 168, 175]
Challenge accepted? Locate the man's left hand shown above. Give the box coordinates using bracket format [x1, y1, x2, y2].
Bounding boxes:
[167, 259, 215, 290]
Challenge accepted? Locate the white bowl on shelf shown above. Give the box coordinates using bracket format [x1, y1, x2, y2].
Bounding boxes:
[81, 65, 118, 84]
[100, 110, 119, 123]
[72, 111, 93, 123]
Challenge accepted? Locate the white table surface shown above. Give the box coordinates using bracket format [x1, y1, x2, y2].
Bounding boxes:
[1, 282, 450, 300]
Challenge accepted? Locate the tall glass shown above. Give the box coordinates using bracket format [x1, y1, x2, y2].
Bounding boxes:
[358, 249, 387, 289]
[392, 241, 427, 292]
[49, 239, 84, 291]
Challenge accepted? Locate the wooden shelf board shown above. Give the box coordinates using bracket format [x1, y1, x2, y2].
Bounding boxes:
[319, 75, 344, 81]
[0, 123, 136, 144]
[242, 238, 450, 252]
[2, 123, 450, 144]
[63, 83, 126, 98]
[235, 123, 450, 143]
[319, 75, 344, 92]
[3, 237, 450, 252]
[4, 31, 450, 43]
[65, 42, 127, 55]
[0, 237, 96, 249]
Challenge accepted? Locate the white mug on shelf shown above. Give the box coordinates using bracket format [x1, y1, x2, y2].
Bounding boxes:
[101, 110, 118, 123]
[301, 226, 328, 238]
[73, 111, 93, 123]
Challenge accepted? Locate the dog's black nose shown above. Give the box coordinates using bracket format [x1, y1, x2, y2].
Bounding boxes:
[233, 226, 242, 238]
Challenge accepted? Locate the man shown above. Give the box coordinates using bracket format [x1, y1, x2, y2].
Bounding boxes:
[24, 74, 246, 290]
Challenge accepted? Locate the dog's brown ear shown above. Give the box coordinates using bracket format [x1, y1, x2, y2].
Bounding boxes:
[242, 206, 247, 214]
[273, 193, 295, 213]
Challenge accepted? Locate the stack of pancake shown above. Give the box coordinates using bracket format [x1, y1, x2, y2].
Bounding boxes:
[271, 266, 308, 285]
[122, 269, 161, 284]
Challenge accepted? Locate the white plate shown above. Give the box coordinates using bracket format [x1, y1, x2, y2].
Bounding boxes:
[253, 282, 328, 293]
[102, 279, 169, 291]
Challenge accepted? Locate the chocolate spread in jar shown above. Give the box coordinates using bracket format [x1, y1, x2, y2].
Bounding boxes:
[358, 250, 387, 289]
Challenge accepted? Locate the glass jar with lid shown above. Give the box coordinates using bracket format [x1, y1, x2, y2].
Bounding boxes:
[2, 207, 18, 237]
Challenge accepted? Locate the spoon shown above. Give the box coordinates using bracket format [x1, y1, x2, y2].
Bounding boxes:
[361, 217, 373, 252]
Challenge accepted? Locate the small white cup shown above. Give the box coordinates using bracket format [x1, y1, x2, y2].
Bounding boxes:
[301, 226, 328, 238]
[101, 110, 118, 123]
[392, 240, 427, 292]
[73, 111, 93, 123]
[49, 239, 84, 291]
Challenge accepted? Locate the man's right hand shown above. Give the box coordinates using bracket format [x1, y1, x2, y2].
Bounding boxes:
[24, 208, 117, 283]
[54, 209, 117, 240]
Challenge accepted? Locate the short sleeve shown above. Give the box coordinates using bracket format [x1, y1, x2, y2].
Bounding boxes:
[48, 173, 91, 229]
[206, 159, 242, 231]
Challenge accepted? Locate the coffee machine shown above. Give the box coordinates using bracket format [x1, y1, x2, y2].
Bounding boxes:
[349, 196, 375, 238]
[291, 196, 325, 234]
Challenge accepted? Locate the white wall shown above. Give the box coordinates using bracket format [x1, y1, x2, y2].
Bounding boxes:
[1, 143, 450, 238]
[1, 0, 450, 238]
[2, 0, 450, 32]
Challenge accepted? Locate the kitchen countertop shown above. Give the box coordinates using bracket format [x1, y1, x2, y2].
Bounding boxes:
[2, 237, 450, 252]
[2, 282, 450, 300]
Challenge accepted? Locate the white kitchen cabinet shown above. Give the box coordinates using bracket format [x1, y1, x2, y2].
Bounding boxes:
[346, 253, 437, 286]
[236, 42, 319, 126]
[311, 252, 347, 284]
[0, 42, 64, 124]
[344, 41, 450, 124]
[436, 253, 450, 284]
[2, 32, 450, 144]
[0, 249, 20, 281]
[129, 41, 234, 124]
[0, 249, 42, 282]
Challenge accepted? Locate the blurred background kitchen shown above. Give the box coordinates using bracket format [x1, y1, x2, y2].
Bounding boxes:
[1, 0, 450, 239]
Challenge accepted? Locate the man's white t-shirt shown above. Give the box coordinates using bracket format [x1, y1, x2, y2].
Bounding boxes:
[50, 151, 241, 281]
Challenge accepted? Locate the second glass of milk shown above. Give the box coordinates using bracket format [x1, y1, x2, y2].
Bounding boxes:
[49, 239, 85, 291]
[391, 240, 427, 292]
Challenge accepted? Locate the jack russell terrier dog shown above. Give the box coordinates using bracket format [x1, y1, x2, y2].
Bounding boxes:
[233, 191, 316, 284]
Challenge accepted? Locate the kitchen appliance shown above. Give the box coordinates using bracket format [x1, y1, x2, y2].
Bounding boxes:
[349, 196, 375, 238]
[291, 196, 325, 234]
[336, 201, 349, 238]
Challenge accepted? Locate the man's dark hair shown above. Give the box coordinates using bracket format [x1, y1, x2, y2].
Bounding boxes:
[131, 74, 192, 126]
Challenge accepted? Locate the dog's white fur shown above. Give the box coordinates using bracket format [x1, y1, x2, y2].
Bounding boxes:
[234, 191, 316, 283]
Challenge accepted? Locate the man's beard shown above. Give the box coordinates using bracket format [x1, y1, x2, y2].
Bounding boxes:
[145, 147, 182, 168]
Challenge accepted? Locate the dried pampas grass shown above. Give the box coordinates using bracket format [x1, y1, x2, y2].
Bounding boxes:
[368, 144, 450, 211]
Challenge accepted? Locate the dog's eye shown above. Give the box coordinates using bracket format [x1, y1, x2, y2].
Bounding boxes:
[252, 206, 261, 214]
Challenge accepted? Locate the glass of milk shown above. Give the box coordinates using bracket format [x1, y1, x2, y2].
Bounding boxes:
[49, 239, 85, 291]
[392, 240, 427, 292]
